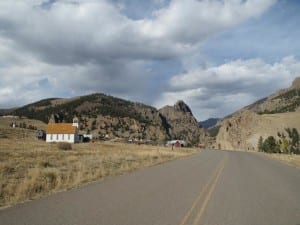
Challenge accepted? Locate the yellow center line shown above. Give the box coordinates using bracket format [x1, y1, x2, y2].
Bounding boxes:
[192, 158, 226, 225]
[179, 156, 227, 225]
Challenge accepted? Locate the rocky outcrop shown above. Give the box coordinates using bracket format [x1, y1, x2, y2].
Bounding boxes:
[159, 101, 207, 146]
[216, 110, 300, 151]
[80, 99, 209, 146]
[83, 114, 167, 142]
[173, 100, 193, 114]
[216, 77, 300, 151]
[216, 110, 262, 150]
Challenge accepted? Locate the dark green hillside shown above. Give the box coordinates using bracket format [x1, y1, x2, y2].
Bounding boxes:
[13, 93, 156, 124]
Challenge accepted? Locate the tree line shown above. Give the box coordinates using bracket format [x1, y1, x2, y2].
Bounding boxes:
[258, 128, 300, 154]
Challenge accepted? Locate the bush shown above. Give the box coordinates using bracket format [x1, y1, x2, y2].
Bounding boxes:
[258, 128, 300, 154]
[57, 142, 72, 151]
[262, 136, 280, 153]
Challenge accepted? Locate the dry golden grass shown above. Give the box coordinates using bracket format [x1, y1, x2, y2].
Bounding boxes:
[267, 153, 300, 168]
[0, 120, 196, 208]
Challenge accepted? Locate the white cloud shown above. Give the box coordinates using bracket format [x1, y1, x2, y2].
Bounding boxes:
[0, 57, 149, 107]
[141, 0, 275, 43]
[0, 0, 276, 63]
[0, 0, 278, 115]
[155, 56, 300, 120]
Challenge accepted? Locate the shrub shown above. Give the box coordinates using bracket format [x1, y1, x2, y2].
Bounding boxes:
[57, 142, 72, 151]
[262, 136, 280, 153]
[258, 128, 300, 154]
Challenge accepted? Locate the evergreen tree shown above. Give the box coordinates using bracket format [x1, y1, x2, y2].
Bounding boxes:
[291, 128, 299, 147]
[291, 128, 299, 154]
[258, 136, 264, 152]
[262, 136, 279, 153]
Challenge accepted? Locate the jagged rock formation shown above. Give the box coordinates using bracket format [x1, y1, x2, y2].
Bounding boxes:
[216, 77, 300, 151]
[159, 100, 207, 146]
[173, 100, 193, 114]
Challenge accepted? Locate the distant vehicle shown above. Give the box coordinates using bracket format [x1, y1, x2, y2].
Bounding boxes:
[166, 140, 186, 147]
[79, 134, 92, 143]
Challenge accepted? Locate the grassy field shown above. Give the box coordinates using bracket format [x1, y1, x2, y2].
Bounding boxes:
[0, 118, 196, 208]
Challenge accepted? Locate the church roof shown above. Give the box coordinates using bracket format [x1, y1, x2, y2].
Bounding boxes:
[46, 123, 77, 134]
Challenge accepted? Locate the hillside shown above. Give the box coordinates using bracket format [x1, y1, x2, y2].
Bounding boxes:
[0, 117, 47, 140]
[216, 77, 300, 151]
[245, 77, 300, 114]
[13, 94, 155, 124]
[0, 108, 16, 116]
[6, 94, 206, 146]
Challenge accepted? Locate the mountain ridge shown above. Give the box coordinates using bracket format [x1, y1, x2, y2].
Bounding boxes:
[4, 93, 207, 146]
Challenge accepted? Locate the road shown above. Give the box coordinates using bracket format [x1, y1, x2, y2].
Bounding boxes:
[0, 150, 299, 225]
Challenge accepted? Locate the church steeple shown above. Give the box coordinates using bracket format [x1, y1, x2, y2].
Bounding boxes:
[72, 116, 79, 128]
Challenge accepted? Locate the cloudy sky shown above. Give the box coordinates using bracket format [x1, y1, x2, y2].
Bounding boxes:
[0, 0, 300, 120]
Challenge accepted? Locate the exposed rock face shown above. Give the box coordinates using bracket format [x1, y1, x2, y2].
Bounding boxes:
[159, 101, 207, 146]
[216, 77, 300, 151]
[292, 77, 300, 89]
[216, 110, 261, 150]
[85, 114, 167, 142]
[174, 100, 193, 114]
[216, 110, 300, 151]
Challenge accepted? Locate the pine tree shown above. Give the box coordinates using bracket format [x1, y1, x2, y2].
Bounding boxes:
[262, 136, 279, 153]
[258, 136, 264, 152]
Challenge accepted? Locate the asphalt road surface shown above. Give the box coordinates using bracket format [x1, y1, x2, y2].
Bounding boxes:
[0, 150, 299, 225]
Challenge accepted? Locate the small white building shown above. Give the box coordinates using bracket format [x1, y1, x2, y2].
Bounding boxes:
[166, 140, 186, 147]
[46, 118, 79, 143]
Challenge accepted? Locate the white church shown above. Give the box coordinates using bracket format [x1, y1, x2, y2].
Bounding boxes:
[46, 117, 79, 143]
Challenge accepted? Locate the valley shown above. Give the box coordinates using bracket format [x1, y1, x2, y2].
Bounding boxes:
[0, 77, 299, 209]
